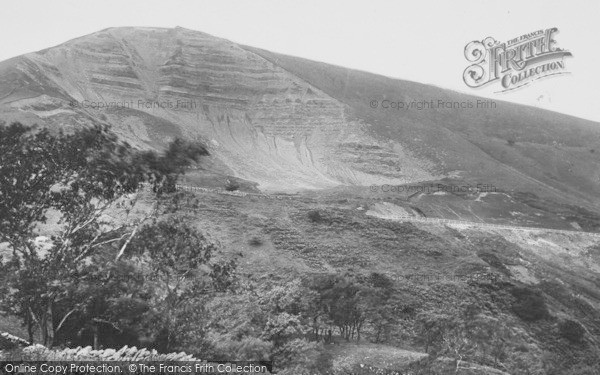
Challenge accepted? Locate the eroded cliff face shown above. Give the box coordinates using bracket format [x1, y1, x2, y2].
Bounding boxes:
[0, 27, 435, 191]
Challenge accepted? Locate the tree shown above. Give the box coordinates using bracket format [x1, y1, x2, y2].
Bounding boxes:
[306, 272, 377, 343]
[198, 278, 319, 373]
[307, 273, 358, 341]
[417, 302, 515, 373]
[126, 218, 219, 352]
[0, 122, 207, 347]
[417, 312, 453, 356]
[303, 274, 335, 342]
[364, 279, 407, 343]
[203, 293, 272, 361]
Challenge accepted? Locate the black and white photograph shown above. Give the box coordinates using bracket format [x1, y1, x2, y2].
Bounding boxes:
[1, 1, 600, 374]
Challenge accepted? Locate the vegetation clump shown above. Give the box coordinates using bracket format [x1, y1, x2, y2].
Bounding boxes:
[307, 210, 325, 223]
[559, 319, 586, 344]
[225, 179, 240, 191]
[510, 286, 550, 322]
[248, 236, 264, 247]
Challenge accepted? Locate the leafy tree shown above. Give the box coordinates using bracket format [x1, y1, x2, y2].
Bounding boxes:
[302, 274, 334, 342]
[306, 273, 355, 341]
[56, 256, 149, 349]
[361, 272, 408, 344]
[306, 272, 383, 343]
[416, 312, 453, 356]
[204, 293, 272, 361]
[126, 218, 218, 352]
[275, 338, 321, 375]
[199, 278, 318, 373]
[304, 271, 408, 345]
[260, 279, 314, 345]
[0, 122, 207, 347]
[416, 302, 516, 373]
[54, 217, 232, 351]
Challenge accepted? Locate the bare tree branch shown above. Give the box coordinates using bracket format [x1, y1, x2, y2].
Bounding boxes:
[55, 308, 77, 333]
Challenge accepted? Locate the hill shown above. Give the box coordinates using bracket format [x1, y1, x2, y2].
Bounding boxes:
[0, 27, 598, 208]
[2, 27, 600, 374]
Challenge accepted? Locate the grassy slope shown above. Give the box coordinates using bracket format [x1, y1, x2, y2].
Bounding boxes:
[2, 185, 599, 372]
[166, 186, 600, 372]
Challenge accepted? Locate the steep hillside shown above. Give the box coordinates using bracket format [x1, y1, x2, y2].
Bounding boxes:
[246, 47, 600, 208]
[131, 188, 600, 373]
[1, 26, 598, 207]
[0, 27, 435, 191]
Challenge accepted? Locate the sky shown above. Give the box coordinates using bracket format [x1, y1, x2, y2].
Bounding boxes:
[1, 0, 599, 122]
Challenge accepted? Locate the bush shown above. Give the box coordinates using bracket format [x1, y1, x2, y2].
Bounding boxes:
[248, 236, 263, 247]
[225, 179, 240, 191]
[511, 287, 550, 321]
[307, 210, 324, 223]
[0, 338, 19, 351]
[559, 319, 586, 343]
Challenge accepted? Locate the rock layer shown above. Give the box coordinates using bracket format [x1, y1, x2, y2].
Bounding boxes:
[0, 27, 434, 191]
[1, 27, 599, 203]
